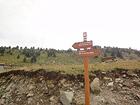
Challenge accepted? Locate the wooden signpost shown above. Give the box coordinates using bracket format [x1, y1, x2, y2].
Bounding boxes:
[72, 32, 100, 105]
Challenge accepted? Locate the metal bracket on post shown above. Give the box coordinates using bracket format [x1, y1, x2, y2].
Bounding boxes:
[72, 32, 100, 105]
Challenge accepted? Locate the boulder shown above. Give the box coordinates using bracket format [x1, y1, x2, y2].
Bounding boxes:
[90, 78, 101, 95]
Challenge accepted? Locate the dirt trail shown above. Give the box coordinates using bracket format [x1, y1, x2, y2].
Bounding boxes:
[0, 69, 140, 105]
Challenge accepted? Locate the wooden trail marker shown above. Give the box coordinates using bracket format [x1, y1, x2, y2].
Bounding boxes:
[72, 32, 100, 105]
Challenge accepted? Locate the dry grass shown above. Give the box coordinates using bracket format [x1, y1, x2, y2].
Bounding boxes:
[5, 59, 140, 75]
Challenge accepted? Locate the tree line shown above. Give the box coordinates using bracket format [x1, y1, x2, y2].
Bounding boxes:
[0, 46, 73, 63]
[0, 46, 140, 63]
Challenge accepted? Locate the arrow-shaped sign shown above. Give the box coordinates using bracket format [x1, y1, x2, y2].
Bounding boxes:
[72, 41, 93, 49]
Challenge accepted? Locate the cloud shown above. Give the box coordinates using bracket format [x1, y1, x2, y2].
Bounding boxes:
[0, 0, 140, 50]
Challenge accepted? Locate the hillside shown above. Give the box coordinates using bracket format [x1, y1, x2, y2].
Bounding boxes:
[0, 46, 140, 105]
[0, 46, 140, 64]
[0, 46, 140, 74]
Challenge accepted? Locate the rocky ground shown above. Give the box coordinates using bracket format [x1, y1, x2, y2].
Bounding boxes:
[0, 69, 140, 105]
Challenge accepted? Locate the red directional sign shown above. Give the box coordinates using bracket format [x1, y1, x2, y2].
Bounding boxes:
[72, 41, 93, 49]
[79, 49, 101, 57]
[72, 32, 101, 105]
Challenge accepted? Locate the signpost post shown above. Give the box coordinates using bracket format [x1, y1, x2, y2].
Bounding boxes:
[72, 32, 100, 105]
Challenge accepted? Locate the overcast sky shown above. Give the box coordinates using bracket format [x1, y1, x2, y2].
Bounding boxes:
[0, 0, 140, 50]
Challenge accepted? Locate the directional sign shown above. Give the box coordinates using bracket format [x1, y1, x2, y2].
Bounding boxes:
[72, 32, 101, 105]
[79, 49, 101, 57]
[72, 41, 93, 49]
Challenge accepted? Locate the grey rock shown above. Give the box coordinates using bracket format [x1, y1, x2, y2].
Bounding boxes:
[50, 96, 55, 102]
[118, 84, 123, 87]
[60, 91, 74, 105]
[107, 82, 114, 87]
[90, 78, 101, 95]
[101, 71, 106, 74]
[27, 92, 34, 97]
[115, 78, 123, 83]
[29, 85, 35, 91]
[49, 84, 55, 88]
[122, 74, 126, 78]
[60, 79, 66, 84]
[103, 77, 112, 81]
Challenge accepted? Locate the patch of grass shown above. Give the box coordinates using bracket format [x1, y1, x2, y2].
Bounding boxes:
[7, 60, 140, 75]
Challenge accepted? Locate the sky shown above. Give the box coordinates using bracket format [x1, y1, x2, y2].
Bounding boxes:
[0, 0, 140, 50]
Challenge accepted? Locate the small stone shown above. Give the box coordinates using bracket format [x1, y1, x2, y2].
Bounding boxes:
[102, 71, 106, 74]
[107, 82, 114, 87]
[60, 91, 74, 105]
[49, 84, 55, 88]
[39, 77, 43, 81]
[40, 99, 43, 103]
[16, 97, 21, 102]
[50, 96, 54, 101]
[115, 78, 123, 83]
[60, 79, 66, 84]
[27, 92, 34, 97]
[119, 84, 123, 87]
[103, 77, 112, 81]
[122, 74, 126, 78]
[29, 85, 35, 90]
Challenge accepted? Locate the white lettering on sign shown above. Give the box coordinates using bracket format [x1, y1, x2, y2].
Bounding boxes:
[78, 49, 101, 57]
[78, 41, 92, 47]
